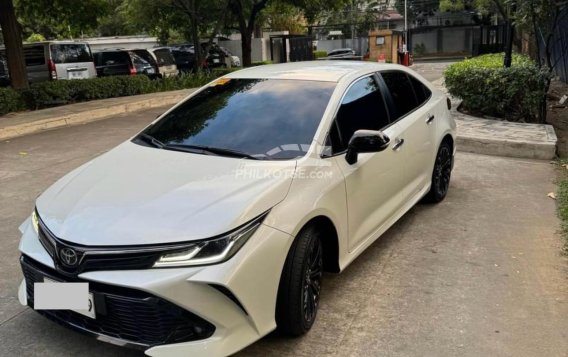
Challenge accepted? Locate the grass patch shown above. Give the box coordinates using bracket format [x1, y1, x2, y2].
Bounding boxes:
[555, 160, 568, 254]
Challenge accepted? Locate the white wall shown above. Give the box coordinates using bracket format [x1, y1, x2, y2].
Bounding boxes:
[218, 38, 269, 63]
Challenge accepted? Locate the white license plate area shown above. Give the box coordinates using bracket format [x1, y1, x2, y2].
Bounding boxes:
[213, 59, 220, 63]
[35, 277, 96, 319]
[68, 70, 87, 79]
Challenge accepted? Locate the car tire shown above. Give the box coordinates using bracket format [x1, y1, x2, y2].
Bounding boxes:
[424, 140, 453, 203]
[276, 225, 323, 336]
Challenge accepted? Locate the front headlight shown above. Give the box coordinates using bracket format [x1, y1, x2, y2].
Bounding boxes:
[31, 209, 39, 234]
[153, 213, 266, 268]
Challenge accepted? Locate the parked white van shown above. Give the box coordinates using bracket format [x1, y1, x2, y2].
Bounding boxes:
[0, 41, 97, 83]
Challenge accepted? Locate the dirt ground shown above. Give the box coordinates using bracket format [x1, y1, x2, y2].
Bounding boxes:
[546, 79, 568, 157]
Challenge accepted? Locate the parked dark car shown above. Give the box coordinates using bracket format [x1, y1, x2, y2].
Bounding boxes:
[0, 54, 9, 87]
[132, 48, 178, 78]
[170, 48, 196, 73]
[93, 50, 156, 78]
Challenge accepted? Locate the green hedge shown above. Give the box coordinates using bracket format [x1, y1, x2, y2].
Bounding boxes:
[444, 53, 550, 122]
[0, 69, 233, 117]
[313, 50, 328, 59]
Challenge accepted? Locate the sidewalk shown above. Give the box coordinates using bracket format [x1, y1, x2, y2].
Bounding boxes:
[0, 89, 195, 141]
[432, 79, 557, 160]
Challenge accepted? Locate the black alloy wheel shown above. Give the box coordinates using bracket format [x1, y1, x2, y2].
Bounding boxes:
[425, 141, 453, 203]
[276, 225, 323, 336]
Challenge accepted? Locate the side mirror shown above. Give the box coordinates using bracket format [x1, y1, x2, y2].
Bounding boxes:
[345, 130, 390, 165]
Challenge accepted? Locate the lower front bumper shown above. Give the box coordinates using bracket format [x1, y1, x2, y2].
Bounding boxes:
[18, 222, 294, 357]
[20, 255, 215, 349]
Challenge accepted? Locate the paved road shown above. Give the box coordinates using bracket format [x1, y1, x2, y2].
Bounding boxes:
[1, 63, 567, 356]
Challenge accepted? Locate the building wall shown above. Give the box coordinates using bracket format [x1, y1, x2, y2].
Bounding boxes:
[314, 38, 369, 56]
[218, 38, 270, 63]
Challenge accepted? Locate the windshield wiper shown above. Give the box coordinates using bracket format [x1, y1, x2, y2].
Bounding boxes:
[136, 133, 165, 148]
[163, 144, 261, 160]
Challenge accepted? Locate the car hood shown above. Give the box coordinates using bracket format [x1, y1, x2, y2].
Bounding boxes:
[36, 141, 296, 246]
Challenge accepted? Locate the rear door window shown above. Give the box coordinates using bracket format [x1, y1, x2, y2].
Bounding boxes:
[408, 75, 432, 106]
[50, 44, 92, 64]
[380, 71, 419, 121]
[132, 50, 156, 66]
[23, 45, 46, 66]
[153, 49, 175, 66]
[331, 76, 390, 153]
[101, 52, 129, 66]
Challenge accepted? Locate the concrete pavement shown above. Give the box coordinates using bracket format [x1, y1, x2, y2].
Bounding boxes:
[0, 105, 567, 356]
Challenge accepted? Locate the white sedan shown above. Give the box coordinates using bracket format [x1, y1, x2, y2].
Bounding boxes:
[18, 61, 456, 356]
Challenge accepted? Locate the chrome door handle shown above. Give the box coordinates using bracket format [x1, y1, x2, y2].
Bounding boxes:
[426, 114, 435, 124]
[392, 138, 405, 151]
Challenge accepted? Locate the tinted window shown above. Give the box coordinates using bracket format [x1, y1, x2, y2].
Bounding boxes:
[332, 76, 389, 153]
[153, 49, 175, 66]
[130, 53, 150, 66]
[408, 75, 431, 105]
[381, 71, 419, 120]
[23, 45, 46, 66]
[51, 44, 92, 64]
[98, 52, 129, 66]
[132, 50, 156, 66]
[142, 79, 335, 160]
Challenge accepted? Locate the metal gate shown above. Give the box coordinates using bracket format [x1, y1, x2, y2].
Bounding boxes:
[270, 35, 313, 63]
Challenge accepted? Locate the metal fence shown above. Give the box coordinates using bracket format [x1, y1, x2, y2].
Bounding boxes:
[544, 8, 568, 83]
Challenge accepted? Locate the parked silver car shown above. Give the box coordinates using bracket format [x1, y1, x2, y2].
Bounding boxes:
[0, 41, 96, 83]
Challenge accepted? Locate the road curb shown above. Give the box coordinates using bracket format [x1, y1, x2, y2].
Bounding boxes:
[0, 89, 194, 141]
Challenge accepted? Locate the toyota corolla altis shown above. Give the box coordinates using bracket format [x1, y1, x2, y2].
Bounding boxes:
[18, 61, 456, 356]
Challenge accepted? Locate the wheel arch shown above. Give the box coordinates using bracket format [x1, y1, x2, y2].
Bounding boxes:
[294, 215, 340, 273]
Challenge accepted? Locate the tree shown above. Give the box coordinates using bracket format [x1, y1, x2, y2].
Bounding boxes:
[15, 0, 109, 39]
[395, 0, 440, 20]
[514, 0, 568, 120]
[0, 0, 28, 89]
[228, 0, 272, 67]
[260, 1, 306, 34]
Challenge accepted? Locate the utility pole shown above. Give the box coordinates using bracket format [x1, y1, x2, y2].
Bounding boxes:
[404, 0, 408, 51]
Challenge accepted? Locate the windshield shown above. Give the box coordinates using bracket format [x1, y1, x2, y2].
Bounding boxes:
[139, 78, 335, 160]
[153, 49, 175, 66]
[51, 43, 93, 64]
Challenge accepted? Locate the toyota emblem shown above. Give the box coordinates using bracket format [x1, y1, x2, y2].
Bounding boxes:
[59, 247, 78, 267]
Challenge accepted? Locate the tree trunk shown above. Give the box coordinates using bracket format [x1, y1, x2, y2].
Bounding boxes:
[241, 29, 253, 67]
[189, 0, 203, 72]
[0, 0, 28, 89]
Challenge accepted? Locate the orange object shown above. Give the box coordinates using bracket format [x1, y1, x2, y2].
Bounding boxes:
[377, 53, 386, 63]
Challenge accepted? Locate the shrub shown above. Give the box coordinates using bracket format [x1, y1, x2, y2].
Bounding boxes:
[444, 53, 550, 122]
[0, 69, 236, 116]
[248, 61, 273, 67]
[0, 87, 25, 116]
[313, 51, 328, 59]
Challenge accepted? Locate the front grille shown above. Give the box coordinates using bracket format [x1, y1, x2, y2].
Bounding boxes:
[37, 219, 166, 276]
[21, 255, 215, 348]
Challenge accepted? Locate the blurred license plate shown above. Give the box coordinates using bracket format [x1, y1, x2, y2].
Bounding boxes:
[213, 59, 220, 63]
[68, 70, 87, 79]
[36, 277, 96, 319]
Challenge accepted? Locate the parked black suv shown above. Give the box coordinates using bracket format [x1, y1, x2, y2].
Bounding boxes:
[93, 50, 156, 78]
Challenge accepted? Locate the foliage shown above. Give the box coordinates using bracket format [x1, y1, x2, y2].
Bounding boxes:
[0, 87, 25, 116]
[249, 60, 274, 66]
[260, 0, 306, 33]
[0, 70, 233, 117]
[395, 0, 439, 20]
[556, 161, 568, 254]
[25, 33, 45, 42]
[15, 0, 109, 39]
[313, 50, 328, 59]
[444, 53, 550, 122]
[319, 0, 390, 37]
[413, 43, 426, 56]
